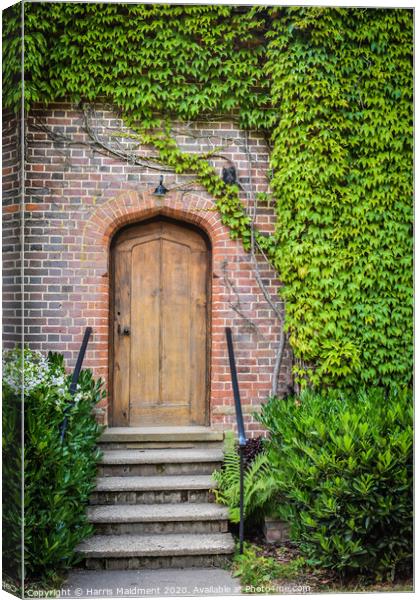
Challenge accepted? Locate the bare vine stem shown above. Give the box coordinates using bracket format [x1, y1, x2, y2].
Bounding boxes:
[243, 129, 286, 397]
[82, 105, 176, 172]
[32, 112, 173, 173]
[221, 260, 260, 336]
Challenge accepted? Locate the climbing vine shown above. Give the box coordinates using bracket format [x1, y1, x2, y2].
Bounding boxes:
[3, 3, 413, 391]
[266, 8, 413, 389]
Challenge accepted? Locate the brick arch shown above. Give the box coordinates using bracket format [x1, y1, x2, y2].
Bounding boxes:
[82, 190, 225, 257]
[80, 188, 235, 425]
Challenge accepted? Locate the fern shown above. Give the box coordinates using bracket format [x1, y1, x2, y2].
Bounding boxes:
[213, 433, 279, 523]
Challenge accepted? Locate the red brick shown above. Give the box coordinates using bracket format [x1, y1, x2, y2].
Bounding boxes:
[2, 104, 294, 436]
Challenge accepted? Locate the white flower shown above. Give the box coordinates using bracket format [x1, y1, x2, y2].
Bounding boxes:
[3, 347, 61, 395]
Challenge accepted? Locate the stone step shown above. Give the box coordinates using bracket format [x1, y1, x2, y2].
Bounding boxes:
[98, 448, 223, 477]
[86, 427, 231, 570]
[87, 503, 229, 535]
[90, 475, 217, 505]
[78, 533, 235, 570]
[88, 502, 228, 522]
[99, 427, 224, 450]
[95, 475, 217, 492]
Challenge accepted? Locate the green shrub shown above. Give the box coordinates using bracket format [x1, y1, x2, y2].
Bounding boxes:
[2, 347, 105, 582]
[259, 388, 413, 580]
[2, 354, 23, 582]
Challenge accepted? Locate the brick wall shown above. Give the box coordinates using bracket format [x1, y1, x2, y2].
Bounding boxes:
[2, 111, 21, 348]
[3, 102, 294, 434]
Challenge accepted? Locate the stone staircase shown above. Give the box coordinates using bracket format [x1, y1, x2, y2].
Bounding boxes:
[77, 427, 235, 569]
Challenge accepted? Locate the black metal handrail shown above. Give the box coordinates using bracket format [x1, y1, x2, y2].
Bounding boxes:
[225, 326, 247, 554]
[60, 327, 92, 443]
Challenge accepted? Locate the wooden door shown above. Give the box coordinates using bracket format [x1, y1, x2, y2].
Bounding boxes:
[111, 219, 209, 426]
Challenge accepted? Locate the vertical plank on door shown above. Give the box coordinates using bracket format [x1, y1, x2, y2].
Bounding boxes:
[130, 240, 160, 418]
[190, 249, 209, 424]
[161, 238, 191, 411]
[112, 249, 131, 426]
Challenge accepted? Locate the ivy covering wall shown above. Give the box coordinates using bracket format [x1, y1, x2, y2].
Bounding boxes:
[266, 8, 413, 389]
[3, 3, 413, 391]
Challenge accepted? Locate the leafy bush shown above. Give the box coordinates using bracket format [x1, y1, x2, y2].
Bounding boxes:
[213, 432, 277, 524]
[259, 388, 413, 580]
[2, 354, 23, 582]
[2, 347, 105, 582]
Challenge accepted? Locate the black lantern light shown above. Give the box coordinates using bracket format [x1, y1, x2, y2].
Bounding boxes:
[153, 175, 168, 196]
[222, 166, 237, 185]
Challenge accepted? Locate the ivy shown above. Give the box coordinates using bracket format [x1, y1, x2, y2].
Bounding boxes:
[3, 4, 413, 391]
[266, 8, 413, 389]
[4, 3, 275, 129]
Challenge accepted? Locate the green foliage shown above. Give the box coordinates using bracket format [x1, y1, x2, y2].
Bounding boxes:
[266, 8, 413, 389]
[7, 3, 274, 129]
[2, 4, 22, 110]
[2, 357, 22, 581]
[258, 388, 413, 580]
[233, 542, 306, 590]
[212, 432, 276, 523]
[2, 5, 413, 390]
[2, 348, 105, 582]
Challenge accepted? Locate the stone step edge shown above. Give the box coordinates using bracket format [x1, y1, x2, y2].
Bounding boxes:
[77, 533, 235, 558]
[100, 427, 224, 443]
[99, 449, 223, 465]
[87, 503, 228, 523]
[94, 475, 217, 492]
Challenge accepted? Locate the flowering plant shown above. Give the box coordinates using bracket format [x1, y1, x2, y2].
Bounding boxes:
[2, 347, 95, 408]
[2, 347, 51, 394]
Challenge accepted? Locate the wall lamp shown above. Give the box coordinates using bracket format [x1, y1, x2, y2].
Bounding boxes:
[222, 166, 237, 185]
[153, 175, 168, 196]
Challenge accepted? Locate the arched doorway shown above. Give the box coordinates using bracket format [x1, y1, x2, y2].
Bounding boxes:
[110, 217, 211, 426]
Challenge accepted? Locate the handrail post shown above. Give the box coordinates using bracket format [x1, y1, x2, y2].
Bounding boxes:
[60, 327, 93, 443]
[226, 327, 247, 554]
[239, 444, 245, 555]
